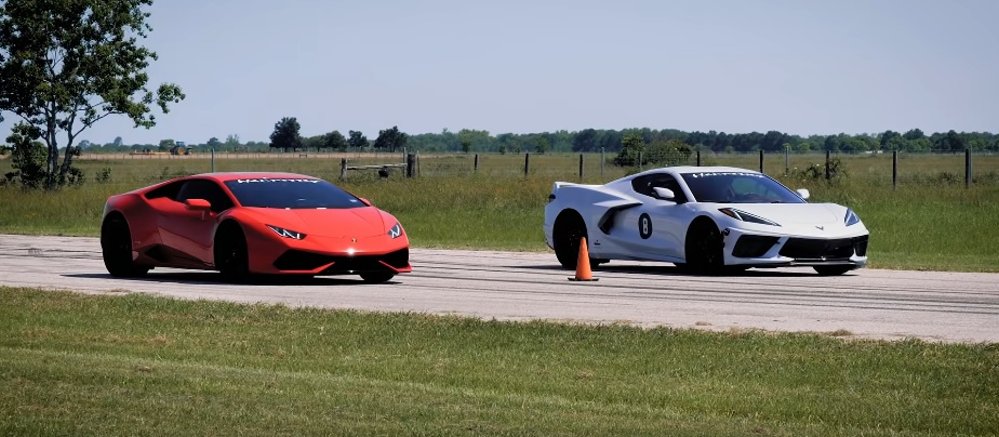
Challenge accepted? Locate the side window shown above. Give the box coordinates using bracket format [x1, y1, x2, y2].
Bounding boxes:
[631, 175, 655, 197]
[656, 175, 688, 203]
[145, 180, 184, 200]
[630, 173, 687, 203]
[176, 180, 234, 213]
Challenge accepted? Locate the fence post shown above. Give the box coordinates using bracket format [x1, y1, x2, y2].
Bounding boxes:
[638, 151, 643, 172]
[892, 150, 898, 190]
[966, 148, 972, 188]
[825, 150, 831, 181]
[783, 145, 788, 175]
[340, 158, 347, 180]
[578, 154, 584, 181]
[406, 154, 415, 178]
[600, 147, 605, 178]
[211, 146, 216, 173]
[474, 153, 479, 172]
[696, 149, 701, 166]
[524, 152, 530, 177]
[759, 149, 764, 173]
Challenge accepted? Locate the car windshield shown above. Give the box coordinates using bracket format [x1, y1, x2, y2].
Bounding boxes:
[680, 171, 805, 204]
[224, 177, 365, 209]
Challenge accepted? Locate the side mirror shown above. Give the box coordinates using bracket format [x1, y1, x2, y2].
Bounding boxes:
[185, 198, 212, 211]
[652, 187, 676, 201]
[358, 197, 372, 207]
[796, 188, 810, 200]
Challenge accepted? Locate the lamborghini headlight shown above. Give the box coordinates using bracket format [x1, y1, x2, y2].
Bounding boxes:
[844, 208, 861, 226]
[388, 223, 403, 239]
[719, 208, 781, 226]
[267, 225, 307, 240]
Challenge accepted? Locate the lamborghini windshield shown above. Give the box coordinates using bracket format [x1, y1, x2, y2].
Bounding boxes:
[680, 171, 805, 204]
[224, 177, 364, 209]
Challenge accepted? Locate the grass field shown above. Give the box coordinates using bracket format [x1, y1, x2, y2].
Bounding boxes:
[2, 152, 997, 271]
[2, 287, 997, 436]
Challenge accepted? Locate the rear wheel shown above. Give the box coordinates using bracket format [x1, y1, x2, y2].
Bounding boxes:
[553, 211, 588, 270]
[685, 219, 725, 274]
[100, 214, 149, 277]
[359, 272, 395, 283]
[814, 266, 853, 276]
[215, 224, 249, 282]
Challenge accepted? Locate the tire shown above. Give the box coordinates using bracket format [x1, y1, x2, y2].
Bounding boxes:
[359, 272, 396, 283]
[553, 211, 588, 270]
[814, 266, 853, 276]
[215, 224, 249, 282]
[685, 219, 725, 274]
[100, 214, 149, 277]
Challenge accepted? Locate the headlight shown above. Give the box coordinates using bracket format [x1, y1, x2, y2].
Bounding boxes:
[267, 225, 306, 240]
[844, 209, 861, 226]
[388, 223, 403, 239]
[719, 208, 780, 226]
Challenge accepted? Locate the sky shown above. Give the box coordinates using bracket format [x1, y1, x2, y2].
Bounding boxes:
[3, 0, 999, 145]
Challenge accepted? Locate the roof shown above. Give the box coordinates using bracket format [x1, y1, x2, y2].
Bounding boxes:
[188, 172, 319, 182]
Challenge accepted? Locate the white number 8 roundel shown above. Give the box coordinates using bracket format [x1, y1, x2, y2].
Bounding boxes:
[639, 213, 653, 239]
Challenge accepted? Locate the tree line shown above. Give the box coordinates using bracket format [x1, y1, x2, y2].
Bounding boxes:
[68, 126, 999, 156]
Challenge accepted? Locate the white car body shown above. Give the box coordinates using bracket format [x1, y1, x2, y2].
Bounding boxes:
[543, 166, 869, 275]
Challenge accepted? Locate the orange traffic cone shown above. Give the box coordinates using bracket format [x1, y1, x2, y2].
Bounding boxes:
[568, 236, 598, 282]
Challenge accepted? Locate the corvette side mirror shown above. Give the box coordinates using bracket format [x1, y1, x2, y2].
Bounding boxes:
[358, 197, 372, 206]
[652, 187, 675, 201]
[796, 188, 810, 200]
[185, 198, 212, 211]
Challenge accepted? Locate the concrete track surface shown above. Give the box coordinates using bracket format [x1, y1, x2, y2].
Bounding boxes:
[2, 234, 997, 343]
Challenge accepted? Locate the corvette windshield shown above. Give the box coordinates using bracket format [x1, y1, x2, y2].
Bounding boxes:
[224, 177, 364, 209]
[680, 172, 805, 204]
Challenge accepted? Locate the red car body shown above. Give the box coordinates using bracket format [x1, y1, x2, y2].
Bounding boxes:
[100, 172, 411, 282]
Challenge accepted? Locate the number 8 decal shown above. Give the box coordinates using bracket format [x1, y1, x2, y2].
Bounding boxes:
[639, 213, 653, 239]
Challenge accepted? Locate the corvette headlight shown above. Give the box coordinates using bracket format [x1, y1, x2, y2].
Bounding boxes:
[267, 225, 306, 240]
[844, 208, 861, 226]
[388, 223, 403, 239]
[719, 208, 781, 226]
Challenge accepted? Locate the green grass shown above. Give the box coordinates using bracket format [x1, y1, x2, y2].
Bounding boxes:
[1, 152, 998, 269]
[1, 287, 997, 436]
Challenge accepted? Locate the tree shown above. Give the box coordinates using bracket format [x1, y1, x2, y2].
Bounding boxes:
[269, 117, 302, 152]
[207, 137, 221, 150]
[0, 0, 184, 189]
[347, 130, 368, 149]
[322, 131, 348, 151]
[224, 134, 240, 149]
[373, 125, 408, 152]
[2, 123, 50, 188]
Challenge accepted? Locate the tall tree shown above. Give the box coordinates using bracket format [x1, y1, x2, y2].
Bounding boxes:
[373, 125, 408, 152]
[347, 130, 368, 149]
[269, 117, 302, 152]
[0, 0, 184, 189]
[322, 130, 348, 151]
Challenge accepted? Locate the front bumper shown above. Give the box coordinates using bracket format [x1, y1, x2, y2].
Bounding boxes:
[722, 227, 868, 269]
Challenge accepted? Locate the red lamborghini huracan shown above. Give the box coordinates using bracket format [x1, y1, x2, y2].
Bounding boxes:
[100, 172, 411, 283]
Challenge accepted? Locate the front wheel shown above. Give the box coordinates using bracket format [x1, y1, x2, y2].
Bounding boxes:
[215, 225, 249, 282]
[101, 215, 149, 277]
[685, 219, 725, 274]
[814, 266, 853, 276]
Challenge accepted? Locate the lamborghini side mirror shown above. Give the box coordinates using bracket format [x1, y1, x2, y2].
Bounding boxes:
[796, 188, 810, 200]
[185, 198, 212, 211]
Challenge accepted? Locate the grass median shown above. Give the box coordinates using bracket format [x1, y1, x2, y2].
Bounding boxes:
[1, 287, 997, 436]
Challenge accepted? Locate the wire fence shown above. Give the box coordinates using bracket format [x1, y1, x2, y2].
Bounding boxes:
[8, 150, 998, 188]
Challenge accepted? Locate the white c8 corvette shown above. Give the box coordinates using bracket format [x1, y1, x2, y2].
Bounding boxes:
[543, 166, 869, 275]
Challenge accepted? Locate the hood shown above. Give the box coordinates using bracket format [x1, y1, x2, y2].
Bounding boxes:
[244, 206, 389, 238]
[725, 203, 847, 226]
